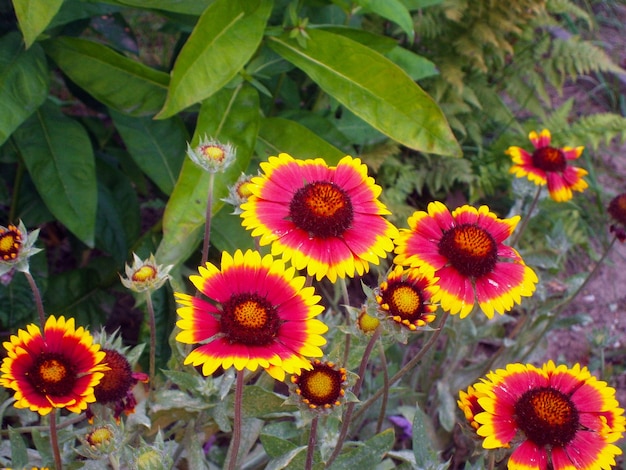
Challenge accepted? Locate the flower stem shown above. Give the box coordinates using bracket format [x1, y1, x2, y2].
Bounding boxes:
[487, 452, 495, 470]
[339, 277, 351, 366]
[49, 409, 62, 470]
[305, 415, 319, 470]
[201, 173, 216, 268]
[511, 185, 542, 247]
[326, 328, 381, 468]
[375, 338, 389, 434]
[145, 292, 157, 388]
[23, 271, 46, 330]
[226, 370, 245, 470]
[352, 311, 450, 423]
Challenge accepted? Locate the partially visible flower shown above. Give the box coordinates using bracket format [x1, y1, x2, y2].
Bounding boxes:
[291, 359, 347, 411]
[88, 348, 148, 423]
[0, 220, 42, 275]
[120, 253, 172, 293]
[186, 135, 236, 174]
[472, 361, 625, 470]
[458, 384, 489, 433]
[175, 250, 328, 381]
[0, 315, 108, 415]
[356, 307, 380, 335]
[608, 192, 626, 242]
[506, 129, 588, 202]
[388, 415, 412, 440]
[223, 173, 255, 215]
[86, 425, 115, 448]
[240, 153, 398, 282]
[375, 265, 439, 331]
[394, 202, 538, 319]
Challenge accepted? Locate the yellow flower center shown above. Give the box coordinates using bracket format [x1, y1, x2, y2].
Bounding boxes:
[295, 361, 346, 409]
[438, 224, 497, 278]
[0, 225, 22, 261]
[237, 180, 254, 199]
[532, 146, 566, 172]
[515, 387, 579, 447]
[201, 145, 225, 162]
[221, 293, 280, 346]
[357, 311, 380, 334]
[389, 285, 421, 316]
[132, 265, 157, 282]
[87, 426, 114, 446]
[40, 359, 67, 383]
[289, 181, 354, 238]
[29, 352, 76, 397]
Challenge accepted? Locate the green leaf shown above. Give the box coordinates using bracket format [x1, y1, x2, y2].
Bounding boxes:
[319, 26, 398, 54]
[240, 386, 296, 418]
[330, 428, 395, 469]
[354, 0, 414, 40]
[400, 0, 443, 9]
[385, 46, 438, 80]
[156, 0, 272, 119]
[436, 381, 457, 432]
[257, 117, 345, 164]
[101, 0, 213, 15]
[9, 426, 28, 469]
[44, 36, 169, 117]
[0, 33, 49, 146]
[211, 210, 255, 252]
[412, 404, 441, 467]
[268, 29, 461, 157]
[110, 110, 187, 195]
[12, 0, 64, 48]
[260, 434, 299, 458]
[12, 101, 97, 246]
[156, 84, 260, 266]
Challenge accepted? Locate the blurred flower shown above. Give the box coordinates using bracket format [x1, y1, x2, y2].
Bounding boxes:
[608, 192, 626, 242]
[186, 135, 236, 174]
[375, 265, 439, 331]
[240, 153, 397, 282]
[356, 308, 380, 335]
[388, 415, 412, 440]
[0, 220, 42, 275]
[473, 361, 625, 470]
[85, 425, 115, 448]
[120, 253, 172, 293]
[458, 384, 489, 433]
[175, 249, 328, 381]
[0, 316, 107, 415]
[291, 359, 347, 410]
[223, 173, 255, 215]
[88, 348, 148, 423]
[394, 202, 538, 319]
[506, 129, 587, 202]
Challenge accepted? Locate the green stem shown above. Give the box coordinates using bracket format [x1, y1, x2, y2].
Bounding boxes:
[23, 271, 46, 330]
[352, 311, 450, 423]
[339, 277, 351, 366]
[305, 415, 319, 470]
[226, 370, 245, 470]
[145, 292, 157, 388]
[49, 409, 62, 470]
[375, 338, 389, 434]
[201, 173, 216, 268]
[511, 185, 542, 248]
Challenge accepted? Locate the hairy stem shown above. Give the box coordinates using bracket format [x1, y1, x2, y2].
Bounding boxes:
[511, 185, 542, 247]
[49, 409, 62, 470]
[23, 271, 46, 330]
[305, 415, 319, 470]
[145, 292, 157, 388]
[225, 370, 245, 470]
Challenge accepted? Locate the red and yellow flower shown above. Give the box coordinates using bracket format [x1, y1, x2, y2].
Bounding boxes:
[472, 361, 625, 470]
[0, 315, 108, 415]
[175, 249, 328, 381]
[506, 129, 588, 202]
[394, 202, 537, 318]
[458, 384, 489, 433]
[291, 359, 347, 410]
[240, 154, 397, 282]
[608, 192, 626, 242]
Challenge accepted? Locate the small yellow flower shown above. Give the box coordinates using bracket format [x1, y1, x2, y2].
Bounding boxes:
[120, 253, 172, 293]
[0, 220, 42, 275]
[186, 135, 236, 173]
[222, 173, 255, 214]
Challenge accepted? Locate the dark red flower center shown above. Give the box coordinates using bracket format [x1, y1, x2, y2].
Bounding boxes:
[289, 181, 353, 238]
[28, 352, 76, 397]
[381, 282, 425, 322]
[221, 293, 280, 346]
[608, 193, 626, 226]
[293, 361, 346, 408]
[438, 224, 498, 278]
[515, 387, 579, 447]
[531, 147, 566, 173]
[94, 349, 134, 403]
[0, 225, 22, 261]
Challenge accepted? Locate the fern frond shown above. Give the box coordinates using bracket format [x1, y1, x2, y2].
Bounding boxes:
[546, 0, 593, 29]
[568, 113, 626, 150]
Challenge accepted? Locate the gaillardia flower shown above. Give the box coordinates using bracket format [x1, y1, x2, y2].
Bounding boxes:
[240, 154, 398, 282]
[175, 250, 328, 381]
[0, 220, 42, 275]
[473, 361, 625, 470]
[375, 265, 439, 331]
[0, 316, 108, 415]
[506, 129, 588, 202]
[458, 384, 488, 433]
[291, 359, 347, 410]
[120, 253, 172, 293]
[608, 192, 626, 242]
[394, 202, 537, 318]
[186, 135, 236, 174]
[223, 172, 255, 215]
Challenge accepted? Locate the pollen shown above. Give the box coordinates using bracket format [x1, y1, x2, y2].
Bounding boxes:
[389, 285, 421, 316]
[131, 265, 157, 282]
[233, 300, 268, 329]
[220, 293, 280, 346]
[438, 224, 498, 278]
[0, 225, 22, 261]
[39, 359, 67, 383]
[293, 360, 346, 409]
[201, 145, 226, 162]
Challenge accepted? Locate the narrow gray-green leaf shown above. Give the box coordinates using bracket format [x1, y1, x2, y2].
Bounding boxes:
[0, 33, 49, 145]
[8, 426, 28, 468]
[354, 0, 414, 39]
[110, 110, 187, 194]
[12, 0, 64, 48]
[44, 36, 169, 116]
[268, 30, 461, 157]
[156, 0, 272, 119]
[156, 84, 260, 266]
[330, 428, 395, 469]
[13, 101, 97, 246]
[257, 117, 345, 164]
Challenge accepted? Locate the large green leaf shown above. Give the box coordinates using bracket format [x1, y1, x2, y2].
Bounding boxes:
[354, 0, 414, 40]
[156, 0, 272, 119]
[12, 101, 97, 246]
[268, 29, 461, 157]
[110, 110, 187, 195]
[44, 37, 169, 117]
[0, 33, 49, 146]
[257, 117, 345, 164]
[12, 0, 64, 48]
[156, 84, 260, 266]
[95, 0, 213, 15]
